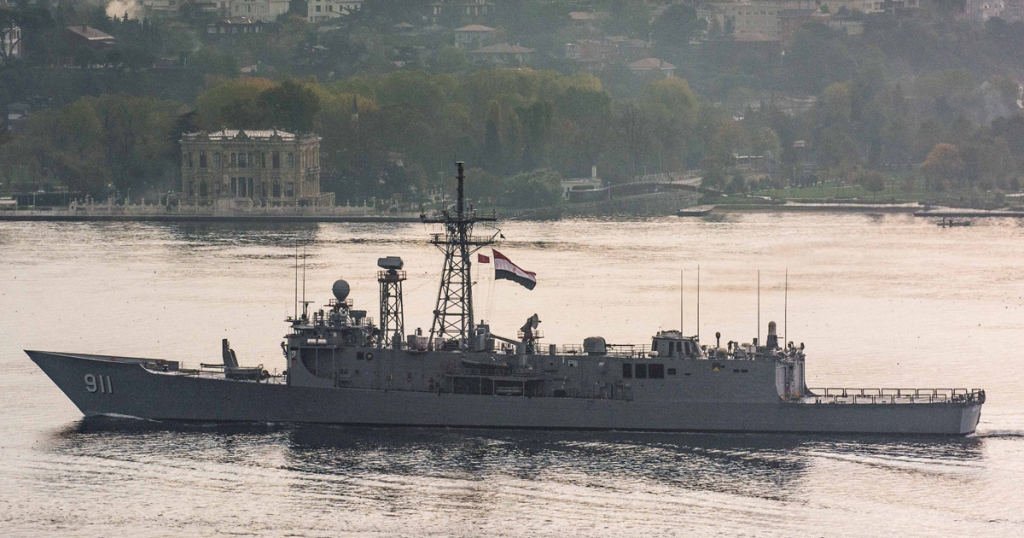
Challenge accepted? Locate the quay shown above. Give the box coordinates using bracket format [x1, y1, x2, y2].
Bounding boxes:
[0, 210, 423, 223]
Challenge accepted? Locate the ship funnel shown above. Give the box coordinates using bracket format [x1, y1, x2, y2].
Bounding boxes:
[767, 321, 779, 349]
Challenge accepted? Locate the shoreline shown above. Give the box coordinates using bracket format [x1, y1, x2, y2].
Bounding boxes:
[3, 203, 1023, 223]
[0, 212, 424, 223]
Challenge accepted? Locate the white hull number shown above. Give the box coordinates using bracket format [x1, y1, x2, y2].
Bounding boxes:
[84, 374, 113, 394]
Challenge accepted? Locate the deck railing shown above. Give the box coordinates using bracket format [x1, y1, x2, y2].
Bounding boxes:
[554, 344, 651, 358]
[805, 388, 985, 405]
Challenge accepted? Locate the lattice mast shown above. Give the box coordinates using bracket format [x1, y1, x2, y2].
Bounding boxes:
[377, 257, 406, 349]
[424, 162, 496, 348]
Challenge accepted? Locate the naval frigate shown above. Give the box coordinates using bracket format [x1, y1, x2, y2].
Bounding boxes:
[27, 163, 985, 435]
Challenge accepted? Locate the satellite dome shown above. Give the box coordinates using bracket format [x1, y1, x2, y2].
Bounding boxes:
[332, 279, 351, 301]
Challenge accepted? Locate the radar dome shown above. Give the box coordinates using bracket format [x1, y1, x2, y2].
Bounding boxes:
[332, 279, 351, 301]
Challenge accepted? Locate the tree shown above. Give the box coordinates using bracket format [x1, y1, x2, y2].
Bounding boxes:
[501, 169, 562, 208]
[258, 79, 322, 132]
[195, 77, 277, 129]
[481, 100, 503, 171]
[922, 143, 963, 191]
[651, 4, 704, 49]
[859, 170, 885, 199]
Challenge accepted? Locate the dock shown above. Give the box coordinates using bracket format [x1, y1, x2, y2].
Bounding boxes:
[0, 212, 423, 223]
[913, 209, 1024, 218]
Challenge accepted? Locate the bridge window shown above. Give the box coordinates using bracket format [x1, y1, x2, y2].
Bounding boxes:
[667, 368, 676, 376]
[622, 363, 632, 378]
[649, 364, 665, 379]
[635, 364, 648, 379]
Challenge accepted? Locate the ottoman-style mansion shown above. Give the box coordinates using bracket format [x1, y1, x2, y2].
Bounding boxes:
[180, 129, 335, 208]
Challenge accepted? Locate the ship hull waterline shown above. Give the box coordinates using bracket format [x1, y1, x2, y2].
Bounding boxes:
[28, 351, 983, 436]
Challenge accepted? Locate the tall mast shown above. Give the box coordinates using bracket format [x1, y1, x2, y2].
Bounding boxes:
[423, 162, 497, 349]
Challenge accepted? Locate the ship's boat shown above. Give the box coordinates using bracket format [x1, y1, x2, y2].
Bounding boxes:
[27, 164, 985, 435]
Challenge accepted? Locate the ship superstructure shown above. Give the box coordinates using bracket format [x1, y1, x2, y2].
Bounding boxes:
[26, 163, 985, 435]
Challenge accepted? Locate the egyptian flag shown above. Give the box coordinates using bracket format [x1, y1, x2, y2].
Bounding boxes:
[492, 249, 536, 290]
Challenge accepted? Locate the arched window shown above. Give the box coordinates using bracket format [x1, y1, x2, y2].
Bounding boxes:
[199, 181, 208, 197]
[273, 182, 281, 197]
[273, 152, 280, 168]
[239, 153, 247, 168]
[187, 152, 194, 168]
[261, 153, 267, 168]
[214, 153, 221, 168]
[199, 153, 207, 168]
[287, 153, 294, 168]
[248, 153, 254, 168]
[231, 153, 237, 167]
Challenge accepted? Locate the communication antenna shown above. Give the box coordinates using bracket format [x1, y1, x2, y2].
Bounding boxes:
[785, 269, 789, 346]
[697, 265, 701, 341]
[680, 269, 684, 334]
[301, 246, 308, 320]
[757, 270, 761, 346]
[293, 241, 299, 320]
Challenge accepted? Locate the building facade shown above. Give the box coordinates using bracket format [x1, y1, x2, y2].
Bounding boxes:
[454, 24, 495, 48]
[307, 0, 362, 22]
[180, 129, 334, 208]
[1, 25, 22, 62]
[229, 0, 290, 22]
[206, 16, 266, 39]
[470, 43, 534, 66]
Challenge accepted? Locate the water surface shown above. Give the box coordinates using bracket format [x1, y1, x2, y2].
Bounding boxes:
[1, 214, 1022, 536]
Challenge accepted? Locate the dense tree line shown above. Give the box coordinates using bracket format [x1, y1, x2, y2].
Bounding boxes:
[5, 1, 1024, 207]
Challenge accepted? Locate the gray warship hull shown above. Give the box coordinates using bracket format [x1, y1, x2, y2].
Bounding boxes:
[28, 351, 983, 435]
[23, 163, 987, 437]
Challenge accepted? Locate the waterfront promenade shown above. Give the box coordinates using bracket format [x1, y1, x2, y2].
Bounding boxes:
[0, 206, 424, 223]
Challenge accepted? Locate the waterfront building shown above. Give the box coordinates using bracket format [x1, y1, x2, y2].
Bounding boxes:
[179, 129, 335, 208]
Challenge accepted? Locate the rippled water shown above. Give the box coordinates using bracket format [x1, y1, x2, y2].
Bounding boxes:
[2, 214, 1023, 537]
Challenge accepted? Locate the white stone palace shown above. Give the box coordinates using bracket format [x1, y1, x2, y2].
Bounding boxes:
[180, 129, 334, 208]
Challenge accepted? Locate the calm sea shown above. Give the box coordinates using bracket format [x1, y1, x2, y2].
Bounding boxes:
[1, 213, 1022, 537]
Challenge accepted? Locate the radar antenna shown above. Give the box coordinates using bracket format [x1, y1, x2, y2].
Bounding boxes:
[422, 162, 498, 349]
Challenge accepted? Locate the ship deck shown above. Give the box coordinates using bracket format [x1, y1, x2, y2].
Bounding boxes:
[802, 387, 985, 405]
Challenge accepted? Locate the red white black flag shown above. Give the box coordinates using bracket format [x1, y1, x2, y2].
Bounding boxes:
[492, 249, 536, 290]
[478, 253, 490, 263]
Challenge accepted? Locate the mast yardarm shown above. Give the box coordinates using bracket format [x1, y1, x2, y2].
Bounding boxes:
[422, 162, 497, 349]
